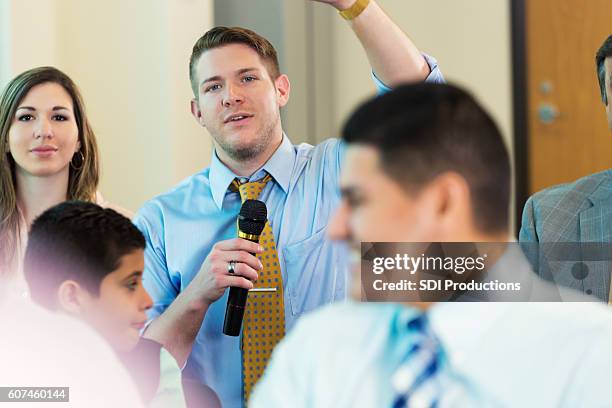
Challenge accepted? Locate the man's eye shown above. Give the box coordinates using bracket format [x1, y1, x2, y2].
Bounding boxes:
[126, 281, 138, 291]
[242, 76, 257, 82]
[206, 84, 221, 92]
[18, 114, 34, 121]
[347, 196, 365, 208]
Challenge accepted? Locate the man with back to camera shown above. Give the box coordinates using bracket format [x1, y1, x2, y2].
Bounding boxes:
[134, 0, 445, 406]
[520, 35, 612, 301]
[251, 82, 612, 407]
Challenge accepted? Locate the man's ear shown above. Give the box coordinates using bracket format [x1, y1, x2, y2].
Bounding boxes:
[57, 280, 89, 315]
[190, 99, 206, 127]
[425, 171, 473, 234]
[274, 74, 291, 108]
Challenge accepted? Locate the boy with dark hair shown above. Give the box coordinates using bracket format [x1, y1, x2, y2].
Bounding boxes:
[23, 201, 189, 407]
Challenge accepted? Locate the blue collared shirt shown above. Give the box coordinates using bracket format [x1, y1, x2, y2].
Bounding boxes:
[251, 301, 612, 407]
[134, 56, 444, 408]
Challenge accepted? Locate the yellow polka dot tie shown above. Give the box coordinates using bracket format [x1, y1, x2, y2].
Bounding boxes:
[231, 174, 285, 403]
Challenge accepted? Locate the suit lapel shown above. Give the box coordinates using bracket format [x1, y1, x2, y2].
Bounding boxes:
[577, 174, 612, 301]
[579, 174, 612, 243]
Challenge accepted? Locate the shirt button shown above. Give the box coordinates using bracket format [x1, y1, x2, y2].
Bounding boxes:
[586, 289, 593, 295]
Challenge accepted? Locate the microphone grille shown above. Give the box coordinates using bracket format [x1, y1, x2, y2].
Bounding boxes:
[238, 199, 267, 235]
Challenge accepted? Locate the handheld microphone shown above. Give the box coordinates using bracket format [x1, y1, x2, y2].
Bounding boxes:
[223, 199, 267, 336]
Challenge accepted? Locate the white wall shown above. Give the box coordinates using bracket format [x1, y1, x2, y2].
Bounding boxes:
[332, 0, 513, 152]
[4, 0, 213, 211]
[6, 0, 59, 74]
[331, 0, 515, 229]
[0, 0, 12, 86]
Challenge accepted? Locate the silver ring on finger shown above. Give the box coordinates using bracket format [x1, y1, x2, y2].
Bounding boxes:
[228, 260, 237, 274]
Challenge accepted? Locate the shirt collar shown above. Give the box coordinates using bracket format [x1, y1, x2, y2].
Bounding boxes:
[209, 134, 296, 209]
[260, 134, 294, 194]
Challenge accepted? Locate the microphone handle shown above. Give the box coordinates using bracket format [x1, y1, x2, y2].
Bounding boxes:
[223, 250, 259, 336]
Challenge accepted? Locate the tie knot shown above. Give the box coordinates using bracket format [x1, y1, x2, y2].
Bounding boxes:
[406, 314, 439, 349]
[231, 174, 272, 202]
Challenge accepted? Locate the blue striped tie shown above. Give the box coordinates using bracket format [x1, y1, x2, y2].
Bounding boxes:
[391, 314, 445, 408]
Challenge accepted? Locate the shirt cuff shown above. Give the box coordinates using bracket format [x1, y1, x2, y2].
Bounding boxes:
[140, 304, 165, 336]
[372, 52, 446, 94]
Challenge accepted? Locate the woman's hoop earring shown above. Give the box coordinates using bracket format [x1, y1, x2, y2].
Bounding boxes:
[70, 151, 85, 171]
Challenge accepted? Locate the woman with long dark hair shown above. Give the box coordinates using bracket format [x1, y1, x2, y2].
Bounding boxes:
[0, 66, 128, 293]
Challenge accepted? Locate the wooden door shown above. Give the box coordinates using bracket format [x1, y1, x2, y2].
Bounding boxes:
[526, 0, 612, 194]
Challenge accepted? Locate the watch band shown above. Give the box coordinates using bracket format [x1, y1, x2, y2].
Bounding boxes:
[338, 0, 371, 21]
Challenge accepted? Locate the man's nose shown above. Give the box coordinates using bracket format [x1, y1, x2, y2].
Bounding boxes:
[222, 83, 244, 107]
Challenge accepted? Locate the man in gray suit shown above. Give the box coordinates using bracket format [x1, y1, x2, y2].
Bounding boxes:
[520, 35, 612, 301]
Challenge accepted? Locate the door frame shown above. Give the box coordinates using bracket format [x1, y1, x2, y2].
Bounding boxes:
[511, 0, 528, 234]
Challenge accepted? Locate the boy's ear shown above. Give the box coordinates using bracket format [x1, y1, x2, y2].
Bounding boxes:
[57, 280, 89, 314]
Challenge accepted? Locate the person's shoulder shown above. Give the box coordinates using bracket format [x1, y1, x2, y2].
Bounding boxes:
[294, 138, 342, 159]
[1, 298, 143, 406]
[540, 302, 612, 370]
[510, 301, 612, 339]
[296, 301, 390, 326]
[151, 168, 211, 204]
[136, 168, 211, 218]
[95, 191, 134, 219]
[289, 138, 344, 182]
[561, 301, 612, 330]
[529, 169, 612, 208]
[289, 301, 403, 345]
[7, 296, 105, 344]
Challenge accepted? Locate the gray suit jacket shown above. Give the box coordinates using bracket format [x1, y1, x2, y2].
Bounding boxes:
[519, 170, 612, 301]
[456, 243, 589, 302]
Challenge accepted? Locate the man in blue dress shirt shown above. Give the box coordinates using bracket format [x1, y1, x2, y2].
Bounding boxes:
[134, 0, 444, 406]
[251, 83, 612, 407]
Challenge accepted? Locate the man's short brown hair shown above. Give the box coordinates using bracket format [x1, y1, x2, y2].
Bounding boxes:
[189, 26, 281, 98]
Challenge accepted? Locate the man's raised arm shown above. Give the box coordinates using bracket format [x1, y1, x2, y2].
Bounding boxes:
[313, 0, 433, 86]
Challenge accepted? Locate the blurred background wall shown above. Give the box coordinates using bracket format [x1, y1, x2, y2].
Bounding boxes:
[332, 0, 512, 151]
[0, 0, 512, 213]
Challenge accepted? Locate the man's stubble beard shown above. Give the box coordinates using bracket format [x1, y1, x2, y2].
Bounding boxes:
[215, 114, 280, 162]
